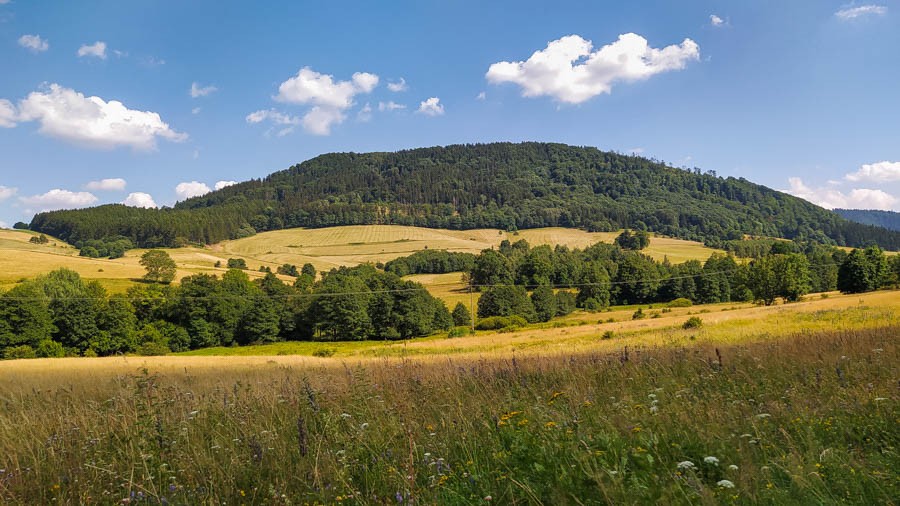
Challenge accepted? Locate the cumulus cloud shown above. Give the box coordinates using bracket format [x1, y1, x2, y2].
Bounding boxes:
[0, 99, 15, 127]
[835, 5, 887, 20]
[175, 181, 211, 200]
[77, 41, 107, 59]
[378, 101, 406, 112]
[214, 180, 237, 190]
[710, 14, 725, 27]
[256, 67, 379, 135]
[18, 34, 48, 52]
[190, 82, 217, 98]
[20, 189, 98, 212]
[9, 83, 186, 150]
[845, 161, 900, 183]
[785, 177, 897, 211]
[0, 185, 17, 201]
[417, 97, 444, 116]
[245, 108, 302, 136]
[85, 178, 126, 191]
[387, 78, 408, 92]
[122, 192, 157, 208]
[486, 33, 700, 104]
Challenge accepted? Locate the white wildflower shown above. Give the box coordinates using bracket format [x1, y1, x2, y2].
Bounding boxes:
[360, 423, 369, 430]
[650, 406, 659, 414]
[677, 461, 696, 470]
[340, 413, 352, 419]
[728, 465, 739, 471]
[874, 397, 887, 402]
[717, 479, 735, 488]
[756, 413, 771, 419]
[704, 456, 719, 465]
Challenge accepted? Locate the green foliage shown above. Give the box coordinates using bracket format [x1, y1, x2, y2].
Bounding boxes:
[682, 316, 703, 329]
[3, 344, 35, 359]
[477, 285, 536, 322]
[447, 326, 473, 338]
[77, 236, 133, 258]
[140, 250, 177, 283]
[632, 308, 646, 320]
[837, 246, 889, 294]
[667, 298, 693, 308]
[30, 143, 900, 249]
[29, 234, 49, 245]
[834, 208, 900, 231]
[530, 285, 557, 322]
[615, 229, 650, 250]
[227, 258, 248, 270]
[554, 290, 577, 317]
[384, 250, 475, 276]
[35, 339, 64, 358]
[474, 315, 528, 331]
[451, 302, 472, 327]
[276, 263, 299, 277]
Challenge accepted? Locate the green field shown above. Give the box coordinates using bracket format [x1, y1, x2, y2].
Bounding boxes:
[0, 291, 896, 504]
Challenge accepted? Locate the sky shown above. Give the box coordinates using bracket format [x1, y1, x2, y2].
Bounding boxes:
[1, 0, 899, 228]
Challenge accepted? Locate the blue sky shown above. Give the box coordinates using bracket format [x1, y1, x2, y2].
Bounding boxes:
[1, 0, 899, 228]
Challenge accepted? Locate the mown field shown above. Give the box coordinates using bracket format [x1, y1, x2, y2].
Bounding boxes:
[0, 299, 896, 504]
[0, 226, 722, 298]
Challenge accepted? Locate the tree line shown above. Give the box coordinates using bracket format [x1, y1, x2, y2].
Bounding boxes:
[27, 143, 900, 250]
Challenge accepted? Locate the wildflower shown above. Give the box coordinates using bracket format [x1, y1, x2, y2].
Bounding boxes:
[756, 413, 771, 419]
[717, 479, 735, 488]
[874, 397, 887, 402]
[631, 426, 642, 433]
[484, 496, 492, 501]
[728, 465, 739, 471]
[544, 421, 557, 429]
[704, 456, 719, 465]
[648, 393, 657, 400]
[677, 461, 696, 470]
[650, 406, 659, 414]
[360, 423, 369, 430]
[739, 434, 752, 438]
[340, 413, 352, 419]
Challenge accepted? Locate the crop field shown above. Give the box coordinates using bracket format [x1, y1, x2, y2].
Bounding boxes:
[0, 290, 896, 504]
[0, 226, 721, 297]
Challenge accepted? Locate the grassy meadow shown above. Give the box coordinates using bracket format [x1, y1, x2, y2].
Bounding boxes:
[0, 321, 896, 504]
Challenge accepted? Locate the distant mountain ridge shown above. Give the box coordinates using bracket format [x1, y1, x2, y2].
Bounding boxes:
[28, 142, 900, 250]
[834, 209, 900, 232]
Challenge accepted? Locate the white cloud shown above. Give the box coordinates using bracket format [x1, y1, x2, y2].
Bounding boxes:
[141, 56, 165, 67]
[261, 67, 379, 135]
[214, 180, 237, 190]
[191, 107, 201, 114]
[476, 91, 487, 101]
[175, 181, 211, 200]
[785, 177, 897, 211]
[486, 33, 700, 104]
[417, 97, 444, 116]
[378, 101, 406, 112]
[835, 5, 887, 20]
[845, 161, 900, 183]
[77, 41, 107, 59]
[18, 34, 48, 52]
[628, 147, 645, 155]
[0, 185, 17, 201]
[122, 192, 157, 208]
[0, 99, 15, 127]
[21, 189, 98, 212]
[710, 14, 725, 27]
[387, 78, 408, 92]
[10, 84, 185, 150]
[85, 178, 126, 191]
[190, 82, 217, 98]
[357, 102, 373, 122]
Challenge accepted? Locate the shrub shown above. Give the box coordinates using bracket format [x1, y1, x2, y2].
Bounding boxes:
[667, 298, 693, 308]
[632, 308, 646, 320]
[601, 330, 614, 340]
[448, 326, 473, 338]
[227, 258, 248, 269]
[36, 340, 65, 358]
[682, 316, 703, 329]
[4, 345, 36, 359]
[475, 316, 528, 331]
[136, 342, 170, 356]
[312, 348, 336, 358]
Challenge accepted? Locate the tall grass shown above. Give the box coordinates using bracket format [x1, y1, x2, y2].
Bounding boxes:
[1, 326, 896, 504]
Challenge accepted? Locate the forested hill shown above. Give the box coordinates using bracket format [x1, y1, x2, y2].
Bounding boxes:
[834, 209, 900, 232]
[29, 142, 900, 250]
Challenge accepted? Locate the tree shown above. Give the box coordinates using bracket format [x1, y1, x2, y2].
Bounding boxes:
[141, 250, 177, 283]
[747, 256, 779, 305]
[277, 264, 299, 277]
[576, 262, 611, 309]
[0, 281, 55, 349]
[451, 302, 472, 327]
[774, 253, 810, 302]
[530, 285, 557, 322]
[837, 246, 887, 293]
[470, 249, 513, 288]
[301, 263, 317, 278]
[477, 285, 536, 322]
[615, 230, 649, 250]
[227, 258, 248, 270]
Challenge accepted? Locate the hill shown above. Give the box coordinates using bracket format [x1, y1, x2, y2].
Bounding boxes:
[834, 208, 900, 232]
[28, 142, 900, 250]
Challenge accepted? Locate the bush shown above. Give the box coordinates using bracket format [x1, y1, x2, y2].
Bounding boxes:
[682, 316, 703, 329]
[227, 258, 248, 269]
[632, 308, 646, 320]
[601, 330, 614, 340]
[136, 342, 171, 356]
[4, 345, 36, 359]
[475, 316, 528, 331]
[448, 326, 473, 338]
[36, 340, 65, 358]
[667, 298, 693, 308]
[312, 348, 336, 358]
